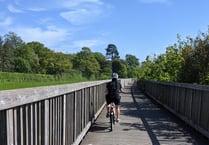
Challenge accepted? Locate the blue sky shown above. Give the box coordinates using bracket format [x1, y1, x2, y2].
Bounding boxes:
[0, 0, 209, 61]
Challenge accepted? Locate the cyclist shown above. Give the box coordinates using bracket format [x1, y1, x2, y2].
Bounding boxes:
[105, 73, 124, 122]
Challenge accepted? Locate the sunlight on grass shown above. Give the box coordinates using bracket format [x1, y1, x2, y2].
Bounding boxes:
[0, 72, 89, 90]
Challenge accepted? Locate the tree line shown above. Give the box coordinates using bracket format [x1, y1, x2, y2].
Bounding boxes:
[139, 27, 209, 85]
[2, 27, 209, 85]
[0, 32, 139, 80]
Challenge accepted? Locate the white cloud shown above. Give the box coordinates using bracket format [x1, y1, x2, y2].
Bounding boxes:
[13, 26, 71, 49]
[62, 38, 105, 53]
[59, 0, 105, 25]
[14, 0, 55, 11]
[139, 0, 170, 4]
[14, 0, 103, 12]
[8, 4, 23, 13]
[0, 0, 109, 54]
[60, 0, 103, 8]
[60, 8, 101, 25]
[27, 7, 46, 12]
[0, 17, 13, 26]
[13, 0, 106, 25]
[71, 39, 103, 48]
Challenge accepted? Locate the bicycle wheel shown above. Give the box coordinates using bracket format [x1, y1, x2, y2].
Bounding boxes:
[110, 112, 114, 131]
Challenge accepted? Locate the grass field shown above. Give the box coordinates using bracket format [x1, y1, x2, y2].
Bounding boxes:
[0, 72, 88, 90]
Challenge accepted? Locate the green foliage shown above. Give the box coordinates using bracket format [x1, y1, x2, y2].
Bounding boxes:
[138, 26, 209, 85]
[14, 57, 31, 73]
[178, 33, 209, 84]
[111, 59, 128, 78]
[127, 66, 139, 78]
[0, 71, 86, 90]
[4, 28, 209, 86]
[93, 52, 112, 78]
[125, 54, 139, 67]
[72, 47, 100, 79]
[0, 36, 15, 72]
[0, 32, 140, 87]
[112, 59, 120, 74]
[125, 54, 140, 78]
[14, 44, 37, 73]
[105, 44, 120, 60]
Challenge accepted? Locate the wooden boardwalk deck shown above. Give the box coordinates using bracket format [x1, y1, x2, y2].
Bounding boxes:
[80, 85, 209, 145]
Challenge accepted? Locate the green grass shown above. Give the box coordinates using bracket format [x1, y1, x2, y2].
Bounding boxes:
[0, 71, 88, 90]
[0, 81, 81, 90]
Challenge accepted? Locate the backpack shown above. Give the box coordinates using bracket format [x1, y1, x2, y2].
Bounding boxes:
[109, 81, 117, 97]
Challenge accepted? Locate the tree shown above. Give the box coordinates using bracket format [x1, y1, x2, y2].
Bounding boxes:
[164, 46, 183, 82]
[46, 52, 72, 75]
[14, 44, 37, 73]
[178, 46, 198, 83]
[125, 54, 139, 78]
[0, 31, 144, 81]
[105, 44, 120, 60]
[72, 47, 100, 79]
[179, 31, 209, 84]
[14, 57, 31, 73]
[4, 32, 24, 49]
[0, 36, 4, 71]
[27, 41, 54, 74]
[0, 32, 24, 72]
[0, 39, 15, 72]
[138, 56, 158, 80]
[112, 59, 127, 78]
[93, 52, 111, 79]
[125, 54, 139, 67]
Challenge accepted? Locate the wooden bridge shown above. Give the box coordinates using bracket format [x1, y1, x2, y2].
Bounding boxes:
[0, 79, 209, 145]
[80, 85, 208, 145]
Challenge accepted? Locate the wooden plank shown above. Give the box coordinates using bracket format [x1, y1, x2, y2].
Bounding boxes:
[49, 99, 53, 145]
[44, 100, 49, 145]
[185, 89, 193, 120]
[20, 106, 23, 145]
[34, 103, 38, 145]
[0, 111, 7, 145]
[62, 95, 66, 145]
[74, 91, 77, 142]
[59, 96, 63, 145]
[25, 105, 29, 145]
[81, 89, 84, 130]
[66, 93, 75, 145]
[55, 97, 58, 145]
[0, 80, 109, 111]
[6, 109, 14, 145]
[14, 108, 17, 145]
[200, 91, 209, 130]
[38, 102, 42, 145]
[57, 97, 60, 145]
[179, 87, 186, 115]
[30, 104, 34, 145]
[52, 98, 55, 145]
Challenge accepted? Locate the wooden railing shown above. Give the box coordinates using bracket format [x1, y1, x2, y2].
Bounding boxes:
[138, 80, 209, 140]
[0, 79, 133, 145]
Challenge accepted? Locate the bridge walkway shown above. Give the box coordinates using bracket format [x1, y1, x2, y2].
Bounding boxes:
[80, 85, 209, 145]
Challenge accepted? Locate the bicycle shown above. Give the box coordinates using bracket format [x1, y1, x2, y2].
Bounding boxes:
[109, 102, 115, 131]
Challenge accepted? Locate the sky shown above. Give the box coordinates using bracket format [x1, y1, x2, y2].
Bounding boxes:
[0, 0, 209, 62]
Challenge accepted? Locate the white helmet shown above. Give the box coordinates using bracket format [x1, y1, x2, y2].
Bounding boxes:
[112, 73, 118, 79]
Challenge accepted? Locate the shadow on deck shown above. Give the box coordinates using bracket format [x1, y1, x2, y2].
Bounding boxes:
[80, 85, 209, 145]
